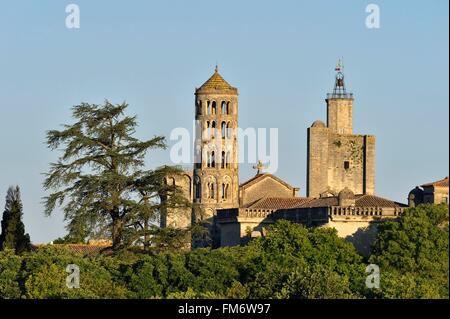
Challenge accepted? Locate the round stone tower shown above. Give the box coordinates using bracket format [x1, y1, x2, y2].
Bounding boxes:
[193, 67, 239, 223]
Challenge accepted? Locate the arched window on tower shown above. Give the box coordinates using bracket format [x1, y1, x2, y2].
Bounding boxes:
[195, 177, 201, 199]
[221, 177, 231, 200]
[211, 121, 216, 138]
[221, 101, 229, 115]
[221, 151, 226, 169]
[209, 182, 215, 199]
[226, 152, 231, 168]
[207, 101, 211, 115]
[211, 151, 216, 168]
[221, 183, 226, 199]
[226, 122, 232, 139]
[206, 121, 210, 139]
[225, 184, 229, 199]
[207, 151, 214, 168]
[211, 101, 217, 115]
[196, 100, 202, 115]
[221, 121, 226, 139]
[206, 177, 216, 199]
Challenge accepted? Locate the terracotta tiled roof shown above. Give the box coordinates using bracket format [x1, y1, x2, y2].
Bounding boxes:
[248, 194, 407, 210]
[247, 197, 312, 209]
[196, 69, 237, 93]
[298, 194, 406, 208]
[354, 194, 407, 208]
[31, 244, 110, 255]
[421, 177, 449, 188]
[297, 196, 339, 208]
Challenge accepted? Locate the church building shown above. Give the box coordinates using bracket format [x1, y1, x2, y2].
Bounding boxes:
[161, 64, 408, 253]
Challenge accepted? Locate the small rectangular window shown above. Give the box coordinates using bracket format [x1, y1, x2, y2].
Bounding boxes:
[344, 161, 350, 170]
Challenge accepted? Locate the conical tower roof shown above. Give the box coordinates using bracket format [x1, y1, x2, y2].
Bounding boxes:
[196, 67, 238, 94]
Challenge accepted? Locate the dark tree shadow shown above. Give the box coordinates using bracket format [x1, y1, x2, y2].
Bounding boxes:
[345, 222, 380, 258]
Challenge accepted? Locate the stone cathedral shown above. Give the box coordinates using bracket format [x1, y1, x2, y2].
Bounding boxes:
[161, 64, 407, 255]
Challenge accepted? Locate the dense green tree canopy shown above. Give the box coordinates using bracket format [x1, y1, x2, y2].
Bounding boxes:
[241, 221, 366, 298]
[0, 210, 448, 299]
[369, 204, 449, 298]
[0, 221, 368, 299]
[0, 249, 22, 298]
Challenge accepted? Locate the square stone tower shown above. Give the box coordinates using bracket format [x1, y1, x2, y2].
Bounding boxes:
[307, 62, 375, 198]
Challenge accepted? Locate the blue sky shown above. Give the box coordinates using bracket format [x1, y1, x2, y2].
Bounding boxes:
[0, 0, 448, 243]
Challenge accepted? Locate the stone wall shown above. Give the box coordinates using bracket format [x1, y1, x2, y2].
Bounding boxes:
[326, 220, 378, 257]
[423, 186, 449, 204]
[307, 126, 375, 197]
[160, 172, 193, 229]
[327, 206, 404, 256]
[307, 124, 329, 197]
[216, 205, 406, 255]
[240, 175, 298, 207]
[327, 133, 375, 195]
[363, 135, 376, 195]
[326, 98, 353, 134]
[215, 208, 273, 247]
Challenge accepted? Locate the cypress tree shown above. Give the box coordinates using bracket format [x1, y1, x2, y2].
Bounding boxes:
[0, 186, 31, 254]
